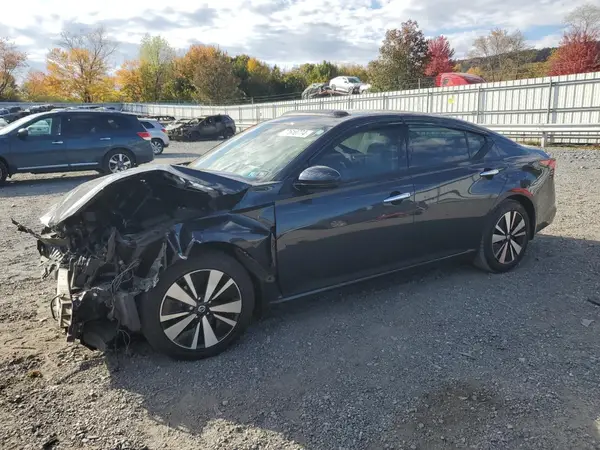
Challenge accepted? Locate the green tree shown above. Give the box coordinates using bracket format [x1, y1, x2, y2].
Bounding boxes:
[139, 34, 176, 101]
[368, 20, 429, 92]
[191, 47, 240, 104]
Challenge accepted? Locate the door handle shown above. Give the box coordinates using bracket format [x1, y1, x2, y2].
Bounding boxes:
[480, 168, 499, 177]
[383, 192, 411, 204]
[99, 137, 111, 141]
[51, 141, 63, 144]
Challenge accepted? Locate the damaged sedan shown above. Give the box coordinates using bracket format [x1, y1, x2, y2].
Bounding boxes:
[15, 110, 556, 360]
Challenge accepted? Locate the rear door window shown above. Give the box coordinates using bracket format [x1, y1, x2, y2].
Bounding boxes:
[407, 124, 470, 168]
[140, 121, 154, 129]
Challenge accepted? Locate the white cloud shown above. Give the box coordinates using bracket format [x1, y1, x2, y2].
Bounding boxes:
[0, 0, 588, 71]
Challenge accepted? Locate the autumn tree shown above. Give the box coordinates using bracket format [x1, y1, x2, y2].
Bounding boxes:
[46, 26, 118, 102]
[425, 36, 455, 77]
[368, 20, 429, 92]
[338, 63, 369, 82]
[185, 45, 240, 104]
[469, 28, 529, 81]
[548, 4, 600, 75]
[0, 37, 27, 100]
[115, 60, 144, 102]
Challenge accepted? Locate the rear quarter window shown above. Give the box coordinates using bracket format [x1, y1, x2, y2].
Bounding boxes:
[140, 121, 154, 129]
[485, 137, 530, 159]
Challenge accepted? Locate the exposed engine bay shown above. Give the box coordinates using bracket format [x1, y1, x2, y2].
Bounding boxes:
[13, 165, 251, 351]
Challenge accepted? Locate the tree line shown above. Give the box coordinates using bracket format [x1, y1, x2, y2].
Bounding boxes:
[0, 3, 598, 104]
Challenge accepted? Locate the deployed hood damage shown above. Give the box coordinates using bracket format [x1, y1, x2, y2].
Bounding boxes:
[13, 165, 256, 351]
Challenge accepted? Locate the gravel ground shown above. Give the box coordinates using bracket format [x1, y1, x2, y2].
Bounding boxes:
[0, 142, 599, 450]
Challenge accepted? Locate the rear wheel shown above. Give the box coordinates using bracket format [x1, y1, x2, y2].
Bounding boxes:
[151, 139, 164, 155]
[139, 251, 255, 360]
[474, 200, 530, 273]
[0, 160, 8, 186]
[103, 149, 135, 174]
[223, 128, 234, 139]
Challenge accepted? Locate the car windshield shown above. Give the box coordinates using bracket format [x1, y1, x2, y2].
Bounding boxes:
[348, 77, 361, 83]
[0, 113, 44, 135]
[189, 121, 331, 182]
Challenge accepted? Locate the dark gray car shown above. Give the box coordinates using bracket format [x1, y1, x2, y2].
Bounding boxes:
[0, 110, 154, 185]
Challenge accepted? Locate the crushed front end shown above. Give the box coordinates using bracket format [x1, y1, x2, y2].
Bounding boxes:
[13, 165, 249, 351]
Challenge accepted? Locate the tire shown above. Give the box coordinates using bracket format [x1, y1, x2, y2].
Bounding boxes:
[0, 160, 8, 186]
[474, 200, 531, 273]
[151, 139, 164, 155]
[331, 84, 336, 92]
[139, 251, 255, 360]
[223, 128, 234, 139]
[102, 149, 135, 174]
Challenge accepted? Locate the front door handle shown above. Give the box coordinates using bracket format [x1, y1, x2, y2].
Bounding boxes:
[51, 141, 63, 144]
[99, 137, 111, 141]
[480, 168, 499, 177]
[383, 192, 411, 204]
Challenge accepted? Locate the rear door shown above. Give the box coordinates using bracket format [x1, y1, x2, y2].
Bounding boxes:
[9, 115, 68, 172]
[275, 123, 418, 296]
[198, 117, 219, 138]
[62, 113, 110, 169]
[405, 120, 508, 260]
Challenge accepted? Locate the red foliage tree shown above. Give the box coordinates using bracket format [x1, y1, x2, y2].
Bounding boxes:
[548, 31, 600, 75]
[424, 36, 455, 77]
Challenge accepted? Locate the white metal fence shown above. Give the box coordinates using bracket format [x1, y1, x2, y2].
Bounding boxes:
[122, 71, 600, 144]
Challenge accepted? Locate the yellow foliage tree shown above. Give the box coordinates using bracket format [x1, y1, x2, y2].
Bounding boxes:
[115, 60, 144, 102]
[467, 66, 484, 77]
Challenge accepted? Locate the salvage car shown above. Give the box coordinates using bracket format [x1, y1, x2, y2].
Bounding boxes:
[166, 115, 236, 141]
[15, 110, 556, 360]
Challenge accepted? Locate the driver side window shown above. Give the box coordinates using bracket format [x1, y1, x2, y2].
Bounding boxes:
[26, 118, 56, 136]
[311, 126, 405, 182]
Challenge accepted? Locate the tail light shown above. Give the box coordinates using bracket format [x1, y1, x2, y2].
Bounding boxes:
[137, 131, 151, 141]
[539, 158, 556, 170]
[161, 128, 167, 133]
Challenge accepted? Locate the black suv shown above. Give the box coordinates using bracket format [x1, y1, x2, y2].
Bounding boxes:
[166, 114, 236, 141]
[0, 110, 154, 185]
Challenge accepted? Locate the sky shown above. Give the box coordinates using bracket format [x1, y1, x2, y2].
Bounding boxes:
[0, 0, 585, 75]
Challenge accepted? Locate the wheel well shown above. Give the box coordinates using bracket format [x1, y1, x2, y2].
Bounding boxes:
[506, 194, 536, 238]
[105, 148, 136, 164]
[187, 242, 268, 318]
[151, 137, 163, 143]
[0, 156, 9, 174]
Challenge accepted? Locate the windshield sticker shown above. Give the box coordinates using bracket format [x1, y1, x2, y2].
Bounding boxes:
[277, 129, 315, 138]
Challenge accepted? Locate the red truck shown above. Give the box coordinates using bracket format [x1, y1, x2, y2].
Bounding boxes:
[435, 72, 486, 87]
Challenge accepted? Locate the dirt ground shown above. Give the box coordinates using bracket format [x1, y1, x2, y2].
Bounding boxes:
[0, 142, 599, 450]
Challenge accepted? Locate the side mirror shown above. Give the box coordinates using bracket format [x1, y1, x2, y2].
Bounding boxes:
[295, 165, 341, 190]
[17, 128, 28, 138]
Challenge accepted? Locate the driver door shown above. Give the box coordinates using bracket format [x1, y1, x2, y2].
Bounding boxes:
[198, 117, 218, 138]
[274, 123, 418, 297]
[9, 115, 67, 172]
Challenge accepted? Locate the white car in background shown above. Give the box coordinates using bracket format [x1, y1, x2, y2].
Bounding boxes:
[0, 118, 7, 129]
[329, 76, 371, 94]
[139, 118, 170, 155]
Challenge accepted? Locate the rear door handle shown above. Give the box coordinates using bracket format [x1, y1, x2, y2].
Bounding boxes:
[480, 168, 499, 177]
[51, 141, 63, 144]
[383, 192, 412, 204]
[99, 137, 111, 141]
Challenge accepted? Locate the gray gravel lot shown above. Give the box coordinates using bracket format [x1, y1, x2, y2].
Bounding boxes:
[0, 141, 599, 450]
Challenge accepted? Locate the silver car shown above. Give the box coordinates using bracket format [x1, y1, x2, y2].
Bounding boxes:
[139, 119, 170, 155]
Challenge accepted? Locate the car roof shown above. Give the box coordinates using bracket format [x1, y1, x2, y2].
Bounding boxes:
[271, 110, 494, 134]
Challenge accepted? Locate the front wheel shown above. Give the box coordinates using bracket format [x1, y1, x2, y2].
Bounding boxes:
[474, 200, 530, 273]
[139, 251, 255, 360]
[0, 160, 8, 186]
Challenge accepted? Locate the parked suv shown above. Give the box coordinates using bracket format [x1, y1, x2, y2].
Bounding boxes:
[0, 110, 154, 185]
[166, 114, 236, 141]
[139, 118, 170, 154]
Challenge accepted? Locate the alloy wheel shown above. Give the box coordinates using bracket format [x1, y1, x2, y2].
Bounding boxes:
[159, 269, 242, 350]
[151, 140, 163, 155]
[108, 153, 132, 173]
[492, 211, 527, 264]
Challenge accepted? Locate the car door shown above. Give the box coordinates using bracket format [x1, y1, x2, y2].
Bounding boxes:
[62, 113, 113, 168]
[275, 123, 418, 297]
[8, 115, 67, 172]
[198, 117, 219, 138]
[405, 120, 508, 260]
